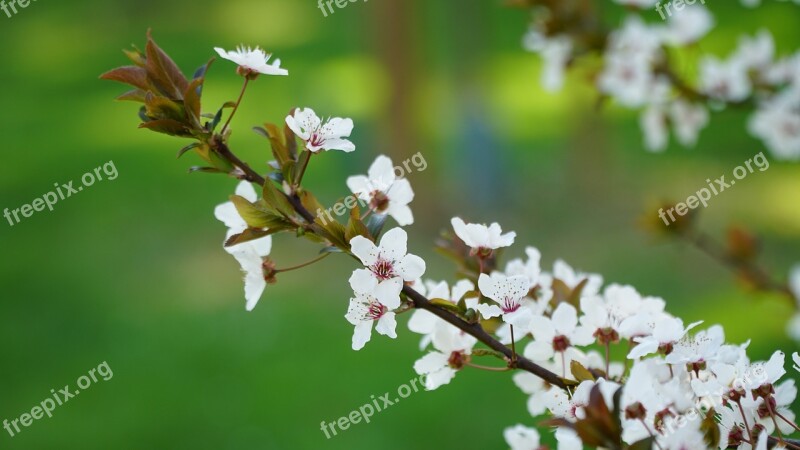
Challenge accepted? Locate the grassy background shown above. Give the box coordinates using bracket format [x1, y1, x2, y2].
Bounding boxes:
[0, 0, 798, 448]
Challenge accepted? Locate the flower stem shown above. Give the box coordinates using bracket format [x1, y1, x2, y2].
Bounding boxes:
[736, 400, 753, 441]
[776, 411, 800, 432]
[465, 362, 511, 372]
[276, 252, 331, 273]
[510, 325, 517, 364]
[221, 77, 250, 136]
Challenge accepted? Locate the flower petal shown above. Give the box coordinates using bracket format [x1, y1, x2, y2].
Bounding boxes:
[374, 278, 403, 309]
[350, 235, 379, 265]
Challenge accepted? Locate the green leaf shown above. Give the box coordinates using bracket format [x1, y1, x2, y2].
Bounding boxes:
[207, 102, 236, 131]
[230, 195, 287, 229]
[291, 149, 311, 185]
[225, 227, 286, 247]
[183, 78, 204, 126]
[345, 205, 370, 242]
[284, 118, 298, 159]
[319, 246, 344, 254]
[144, 92, 184, 121]
[429, 299, 463, 314]
[570, 361, 596, 382]
[701, 408, 720, 449]
[188, 166, 225, 174]
[264, 123, 292, 168]
[627, 437, 654, 450]
[139, 119, 192, 137]
[176, 142, 200, 159]
[252, 126, 270, 139]
[123, 47, 146, 67]
[192, 57, 215, 85]
[365, 213, 388, 239]
[261, 181, 296, 219]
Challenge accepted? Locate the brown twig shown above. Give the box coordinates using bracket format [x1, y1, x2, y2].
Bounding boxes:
[679, 229, 796, 307]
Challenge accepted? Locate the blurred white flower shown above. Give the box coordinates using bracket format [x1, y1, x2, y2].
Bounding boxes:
[214, 46, 287, 76]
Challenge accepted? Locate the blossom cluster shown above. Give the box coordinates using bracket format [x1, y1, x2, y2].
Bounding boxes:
[104, 36, 799, 450]
[520, 0, 800, 160]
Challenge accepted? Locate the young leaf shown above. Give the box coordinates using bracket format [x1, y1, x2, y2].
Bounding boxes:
[139, 119, 192, 137]
[261, 181, 296, 219]
[345, 205, 370, 242]
[145, 30, 189, 99]
[230, 195, 286, 229]
[99, 66, 150, 91]
[176, 142, 200, 159]
[225, 227, 285, 247]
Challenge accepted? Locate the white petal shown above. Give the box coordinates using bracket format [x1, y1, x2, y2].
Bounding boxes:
[349, 269, 378, 293]
[378, 227, 408, 261]
[451, 280, 475, 302]
[321, 117, 354, 139]
[367, 155, 396, 185]
[523, 340, 554, 362]
[214, 201, 245, 231]
[349, 235, 379, 265]
[322, 138, 355, 153]
[396, 254, 426, 281]
[374, 278, 403, 309]
[475, 303, 503, 319]
[503, 308, 533, 328]
[529, 315, 556, 343]
[234, 180, 258, 202]
[234, 251, 266, 311]
[346, 175, 372, 198]
[552, 303, 578, 334]
[387, 203, 414, 226]
[387, 178, 414, 204]
[425, 367, 457, 390]
[408, 310, 438, 337]
[285, 110, 310, 140]
[375, 312, 397, 338]
[351, 321, 373, 351]
[414, 351, 449, 374]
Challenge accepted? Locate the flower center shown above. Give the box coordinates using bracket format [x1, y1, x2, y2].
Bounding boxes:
[552, 335, 571, 353]
[366, 300, 387, 321]
[593, 327, 620, 345]
[370, 190, 390, 212]
[309, 131, 325, 148]
[371, 259, 396, 281]
[501, 297, 520, 314]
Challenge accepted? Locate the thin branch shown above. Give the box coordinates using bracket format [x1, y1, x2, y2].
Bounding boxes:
[680, 229, 796, 307]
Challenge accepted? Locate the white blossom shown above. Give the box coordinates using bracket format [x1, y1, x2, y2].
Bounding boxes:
[345, 291, 397, 350]
[349, 228, 426, 309]
[214, 181, 273, 311]
[347, 155, 414, 225]
[285, 107, 355, 153]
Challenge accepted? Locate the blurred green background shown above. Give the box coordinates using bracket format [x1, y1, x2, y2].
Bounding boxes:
[0, 0, 798, 449]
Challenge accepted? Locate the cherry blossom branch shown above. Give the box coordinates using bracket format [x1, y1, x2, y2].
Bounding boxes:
[401, 285, 567, 389]
[212, 137, 266, 185]
[212, 138, 569, 390]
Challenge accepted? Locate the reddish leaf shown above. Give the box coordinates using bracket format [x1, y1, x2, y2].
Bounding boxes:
[99, 66, 150, 91]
